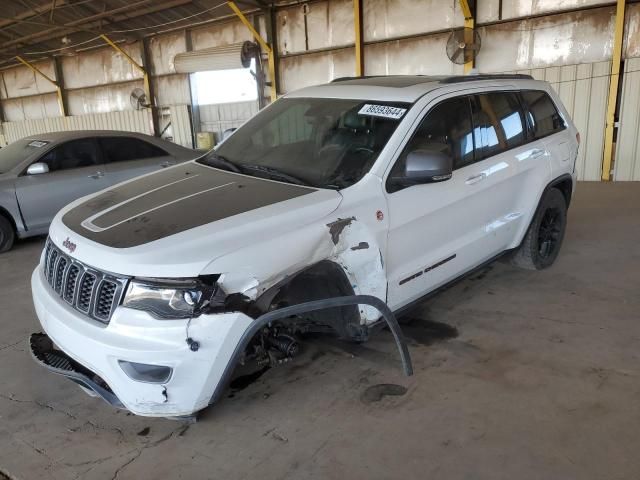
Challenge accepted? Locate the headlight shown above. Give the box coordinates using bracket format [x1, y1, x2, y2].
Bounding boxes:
[122, 278, 214, 320]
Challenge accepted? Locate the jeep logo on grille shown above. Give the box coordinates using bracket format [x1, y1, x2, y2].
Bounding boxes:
[62, 237, 76, 253]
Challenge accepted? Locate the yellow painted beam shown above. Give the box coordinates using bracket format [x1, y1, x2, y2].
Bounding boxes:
[227, 1, 277, 102]
[459, 0, 475, 74]
[459, 0, 472, 20]
[602, 0, 626, 181]
[16, 55, 66, 116]
[354, 0, 364, 77]
[100, 34, 153, 109]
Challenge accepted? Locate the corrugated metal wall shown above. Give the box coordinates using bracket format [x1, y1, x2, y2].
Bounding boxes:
[199, 100, 259, 141]
[507, 61, 611, 181]
[168, 105, 193, 148]
[2, 109, 152, 144]
[614, 57, 640, 181]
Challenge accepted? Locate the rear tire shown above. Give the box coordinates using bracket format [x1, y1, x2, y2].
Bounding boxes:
[0, 215, 15, 253]
[511, 188, 567, 271]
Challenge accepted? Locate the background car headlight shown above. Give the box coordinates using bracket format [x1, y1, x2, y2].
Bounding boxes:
[122, 279, 207, 319]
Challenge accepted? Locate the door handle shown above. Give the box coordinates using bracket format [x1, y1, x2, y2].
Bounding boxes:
[88, 171, 104, 179]
[160, 161, 175, 168]
[465, 173, 486, 185]
[530, 149, 545, 159]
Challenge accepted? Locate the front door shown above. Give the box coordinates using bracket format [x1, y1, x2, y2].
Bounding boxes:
[15, 138, 107, 233]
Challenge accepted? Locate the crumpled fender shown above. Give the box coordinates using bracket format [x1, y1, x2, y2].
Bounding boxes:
[203, 214, 387, 324]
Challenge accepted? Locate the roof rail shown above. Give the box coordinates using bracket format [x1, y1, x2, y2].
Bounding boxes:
[331, 75, 396, 83]
[438, 74, 534, 84]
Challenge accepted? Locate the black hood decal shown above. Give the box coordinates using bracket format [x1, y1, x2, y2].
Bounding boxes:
[62, 163, 315, 248]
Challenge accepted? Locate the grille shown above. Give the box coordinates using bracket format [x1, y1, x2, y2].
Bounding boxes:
[43, 238, 128, 324]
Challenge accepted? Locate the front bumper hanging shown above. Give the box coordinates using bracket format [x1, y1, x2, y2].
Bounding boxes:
[29, 333, 124, 408]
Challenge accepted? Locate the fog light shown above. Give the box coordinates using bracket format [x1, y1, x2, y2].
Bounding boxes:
[118, 361, 172, 384]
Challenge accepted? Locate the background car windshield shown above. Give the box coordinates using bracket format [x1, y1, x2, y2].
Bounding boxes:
[208, 98, 409, 189]
[0, 139, 44, 174]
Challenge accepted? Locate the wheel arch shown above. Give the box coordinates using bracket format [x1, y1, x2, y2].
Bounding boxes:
[0, 206, 18, 234]
[254, 259, 366, 341]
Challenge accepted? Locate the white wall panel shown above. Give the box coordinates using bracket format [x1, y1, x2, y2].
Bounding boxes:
[148, 31, 187, 76]
[280, 49, 355, 93]
[199, 100, 258, 141]
[61, 43, 144, 89]
[365, 33, 463, 76]
[477, 7, 614, 72]
[154, 75, 191, 107]
[191, 18, 257, 51]
[277, 0, 354, 55]
[0, 61, 57, 99]
[501, 0, 614, 20]
[363, 0, 463, 42]
[510, 61, 610, 181]
[2, 109, 152, 144]
[66, 80, 144, 115]
[169, 105, 193, 148]
[613, 57, 640, 181]
[624, 4, 640, 60]
[2, 93, 61, 121]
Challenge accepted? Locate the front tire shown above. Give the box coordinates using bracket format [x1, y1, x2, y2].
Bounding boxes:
[511, 188, 567, 270]
[0, 215, 15, 253]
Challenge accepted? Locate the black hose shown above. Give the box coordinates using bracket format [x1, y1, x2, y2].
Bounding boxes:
[209, 295, 413, 405]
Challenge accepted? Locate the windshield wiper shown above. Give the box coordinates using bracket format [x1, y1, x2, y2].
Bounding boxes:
[200, 152, 242, 173]
[240, 164, 313, 187]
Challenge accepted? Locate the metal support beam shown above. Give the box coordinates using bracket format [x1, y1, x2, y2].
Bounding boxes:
[141, 37, 160, 136]
[353, 0, 364, 76]
[459, 0, 475, 74]
[15, 56, 66, 116]
[100, 34, 154, 118]
[227, 1, 277, 102]
[602, 0, 626, 181]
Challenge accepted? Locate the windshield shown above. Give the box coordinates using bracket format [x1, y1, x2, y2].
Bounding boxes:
[0, 139, 47, 174]
[200, 98, 410, 189]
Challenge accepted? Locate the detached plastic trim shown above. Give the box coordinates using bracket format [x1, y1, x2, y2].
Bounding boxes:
[29, 333, 124, 409]
[210, 295, 413, 405]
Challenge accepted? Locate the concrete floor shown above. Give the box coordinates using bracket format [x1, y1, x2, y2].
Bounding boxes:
[0, 182, 639, 480]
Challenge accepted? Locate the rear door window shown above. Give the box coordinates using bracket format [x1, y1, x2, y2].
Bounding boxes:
[471, 93, 526, 161]
[39, 139, 100, 172]
[99, 137, 168, 163]
[520, 90, 566, 139]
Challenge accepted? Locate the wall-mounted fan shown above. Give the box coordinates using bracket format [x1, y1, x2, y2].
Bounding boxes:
[130, 88, 149, 110]
[446, 28, 481, 65]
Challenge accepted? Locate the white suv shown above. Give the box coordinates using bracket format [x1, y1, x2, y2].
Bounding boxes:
[30, 75, 578, 418]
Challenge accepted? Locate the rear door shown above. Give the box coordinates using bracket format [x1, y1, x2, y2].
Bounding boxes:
[466, 91, 543, 252]
[520, 90, 570, 180]
[14, 138, 107, 232]
[99, 136, 176, 186]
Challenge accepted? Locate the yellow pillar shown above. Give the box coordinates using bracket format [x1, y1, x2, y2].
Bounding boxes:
[601, 0, 626, 181]
[354, 0, 364, 76]
[458, 0, 475, 74]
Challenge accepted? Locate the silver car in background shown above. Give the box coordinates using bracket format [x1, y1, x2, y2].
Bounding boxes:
[0, 131, 199, 252]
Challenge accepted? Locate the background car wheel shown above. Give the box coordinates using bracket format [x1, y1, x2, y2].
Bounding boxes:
[511, 188, 567, 271]
[0, 215, 15, 253]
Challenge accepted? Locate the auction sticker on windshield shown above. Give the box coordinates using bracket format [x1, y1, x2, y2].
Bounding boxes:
[358, 104, 407, 120]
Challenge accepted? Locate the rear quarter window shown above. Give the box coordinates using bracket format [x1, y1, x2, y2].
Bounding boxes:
[520, 90, 566, 139]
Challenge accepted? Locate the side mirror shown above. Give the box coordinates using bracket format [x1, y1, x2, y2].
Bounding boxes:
[27, 162, 49, 175]
[391, 149, 453, 187]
